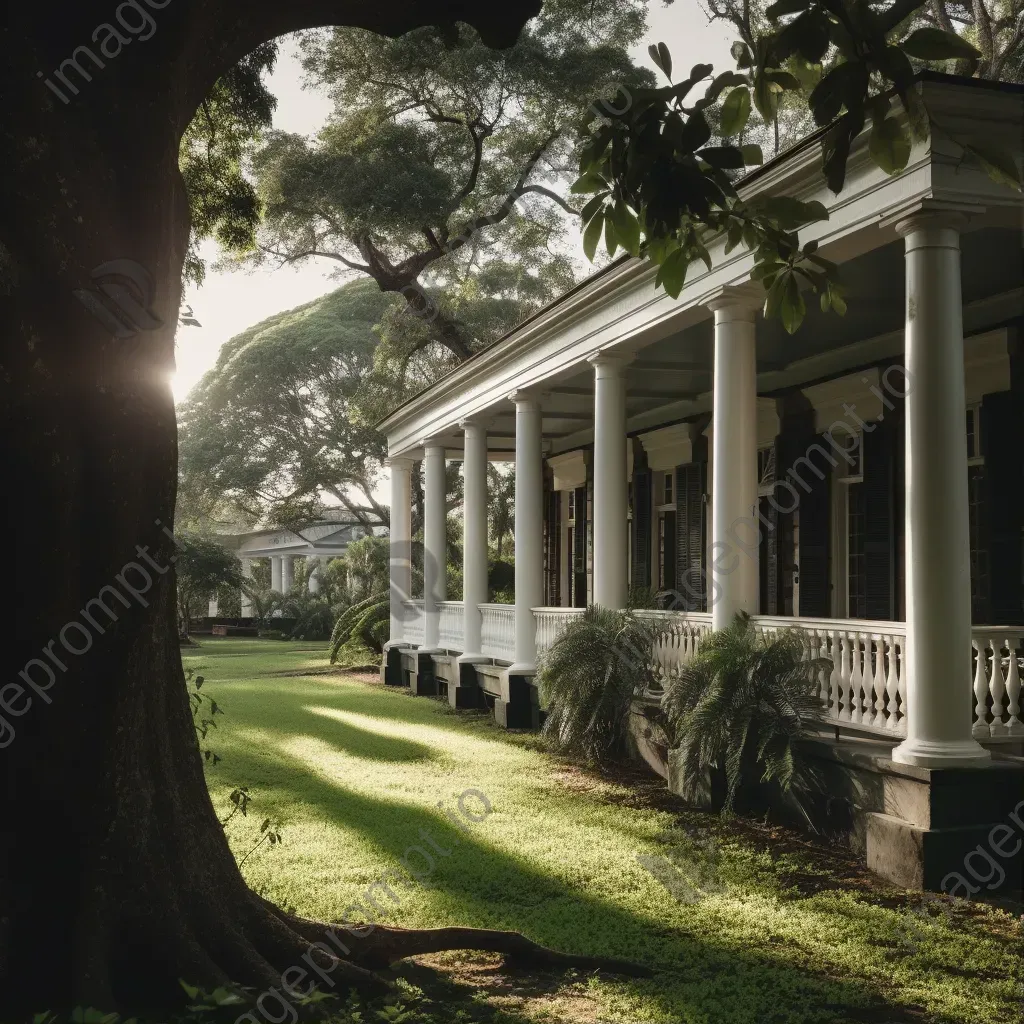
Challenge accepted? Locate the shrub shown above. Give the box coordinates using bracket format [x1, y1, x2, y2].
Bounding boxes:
[537, 605, 665, 763]
[282, 593, 336, 640]
[662, 613, 828, 821]
[329, 593, 389, 663]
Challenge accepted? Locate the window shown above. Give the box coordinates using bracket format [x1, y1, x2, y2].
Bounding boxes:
[848, 482, 867, 619]
[664, 472, 674, 505]
[966, 404, 983, 464]
[838, 433, 864, 483]
[568, 489, 576, 521]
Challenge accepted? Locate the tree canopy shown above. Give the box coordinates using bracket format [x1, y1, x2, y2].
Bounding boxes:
[177, 279, 396, 528]
[175, 534, 243, 635]
[231, 0, 653, 391]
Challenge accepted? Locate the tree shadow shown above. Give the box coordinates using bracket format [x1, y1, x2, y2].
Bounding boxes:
[216, 735, 934, 1024]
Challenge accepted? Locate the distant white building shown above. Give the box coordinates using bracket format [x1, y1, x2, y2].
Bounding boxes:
[212, 512, 386, 615]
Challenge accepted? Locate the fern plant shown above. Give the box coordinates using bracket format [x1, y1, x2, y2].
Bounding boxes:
[662, 613, 828, 820]
[282, 592, 336, 640]
[329, 593, 389, 663]
[538, 606, 666, 763]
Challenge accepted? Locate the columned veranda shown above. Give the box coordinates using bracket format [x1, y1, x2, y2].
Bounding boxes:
[382, 203, 1002, 768]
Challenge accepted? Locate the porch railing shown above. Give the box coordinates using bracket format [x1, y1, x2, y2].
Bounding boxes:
[971, 627, 1024, 739]
[481, 603, 515, 662]
[534, 607, 586, 658]
[439, 601, 464, 651]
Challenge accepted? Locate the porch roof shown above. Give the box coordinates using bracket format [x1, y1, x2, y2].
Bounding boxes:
[380, 73, 1024, 461]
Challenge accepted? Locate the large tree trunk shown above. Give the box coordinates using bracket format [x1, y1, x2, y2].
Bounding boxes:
[0, 1, 589, 1015]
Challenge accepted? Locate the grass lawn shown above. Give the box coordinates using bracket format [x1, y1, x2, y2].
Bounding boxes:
[183, 638, 1023, 1024]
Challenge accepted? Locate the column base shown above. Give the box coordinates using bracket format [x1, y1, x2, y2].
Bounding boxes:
[450, 654, 489, 710]
[380, 644, 412, 687]
[496, 666, 540, 730]
[891, 736, 992, 768]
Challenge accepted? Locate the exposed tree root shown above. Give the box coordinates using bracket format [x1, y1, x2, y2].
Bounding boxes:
[283, 912, 655, 979]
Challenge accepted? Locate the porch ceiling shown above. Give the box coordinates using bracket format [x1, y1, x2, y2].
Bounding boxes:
[412, 225, 1022, 461]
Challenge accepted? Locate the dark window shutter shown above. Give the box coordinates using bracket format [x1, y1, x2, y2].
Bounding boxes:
[631, 468, 653, 589]
[862, 423, 894, 620]
[776, 427, 831, 618]
[982, 390, 1022, 624]
[663, 510, 677, 593]
[759, 495, 779, 615]
[543, 489, 561, 606]
[675, 462, 707, 611]
[573, 484, 588, 607]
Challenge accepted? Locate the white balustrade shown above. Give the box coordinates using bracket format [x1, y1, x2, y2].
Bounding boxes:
[402, 600, 424, 646]
[634, 609, 712, 689]
[752, 616, 907, 738]
[534, 607, 586, 658]
[970, 627, 1024, 739]
[481, 604, 516, 662]
[439, 601, 465, 651]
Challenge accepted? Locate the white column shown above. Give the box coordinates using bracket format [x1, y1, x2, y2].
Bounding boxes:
[891, 208, 989, 767]
[707, 286, 761, 632]
[590, 352, 631, 609]
[240, 558, 253, 617]
[422, 441, 448, 650]
[307, 557, 321, 593]
[271, 555, 283, 593]
[460, 420, 489, 660]
[282, 555, 294, 593]
[387, 456, 413, 647]
[208, 596, 219, 617]
[509, 391, 544, 673]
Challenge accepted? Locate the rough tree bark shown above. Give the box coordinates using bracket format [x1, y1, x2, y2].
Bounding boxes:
[0, 2, 655, 1016]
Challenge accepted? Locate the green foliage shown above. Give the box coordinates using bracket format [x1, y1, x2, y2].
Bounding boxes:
[232, 2, 652, 391]
[187, 669, 225, 768]
[177, 280, 394, 526]
[538, 605, 665, 762]
[282, 592, 336, 640]
[579, 1, 1022, 334]
[180, 43, 278, 285]
[329, 593, 390, 662]
[175, 535, 242, 636]
[662, 613, 827, 820]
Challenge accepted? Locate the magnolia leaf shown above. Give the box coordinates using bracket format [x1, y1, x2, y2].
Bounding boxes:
[656, 248, 689, 298]
[582, 211, 604, 261]
[753, 73, 781, 122]
[580, 192, 608, 223]
[720, 86, 752, 137]
[605, 214, 619, 257]
[611, 202, 641, 256]
[868, 115, 911, 174]
[571, 172, 608, 195]
[965, 143, 1023, 191]
[696, 146, 746, 170]
[766, 0, 811, 18]
[740, 143, 764, 165]
[901, 27, 982, 62]
[764, 272, 788, 319]
[780, 274, 806, 333]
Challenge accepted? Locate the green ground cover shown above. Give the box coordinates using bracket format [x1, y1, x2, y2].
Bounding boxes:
[183, 638, 1023, 1024]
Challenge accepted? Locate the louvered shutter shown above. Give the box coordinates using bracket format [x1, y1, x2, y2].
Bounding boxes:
[982, 390, 1022, 624]
[675, 462, 707, 611]
[572, 484, 587, 607]
[543, 488, 562, 606]
[631, 467, 653, 589]
[759, 494, 779, 615]
[862, 422, 894, 620]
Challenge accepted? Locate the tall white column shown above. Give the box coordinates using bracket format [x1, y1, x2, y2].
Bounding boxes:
[387, 456, 413, 647]
[208, 596, 219, 618]
[282, 555, 294, 593]
[240, 558, 253, 617]
[891, 208, 990, 767]
[460, 419, 489, 660]
[707, 286, 761, 632]
[307, 557, 321, 593]
[271, 555, 283, 593]
[422, 441, 448, 650]
[509, 391, 544, 673]
[590, 352, 631, 609]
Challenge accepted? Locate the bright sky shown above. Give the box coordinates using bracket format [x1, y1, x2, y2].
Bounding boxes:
[171, 3, 733, 403]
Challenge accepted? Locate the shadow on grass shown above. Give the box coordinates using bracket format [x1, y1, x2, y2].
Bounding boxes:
[214, 716, 929, 1024]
